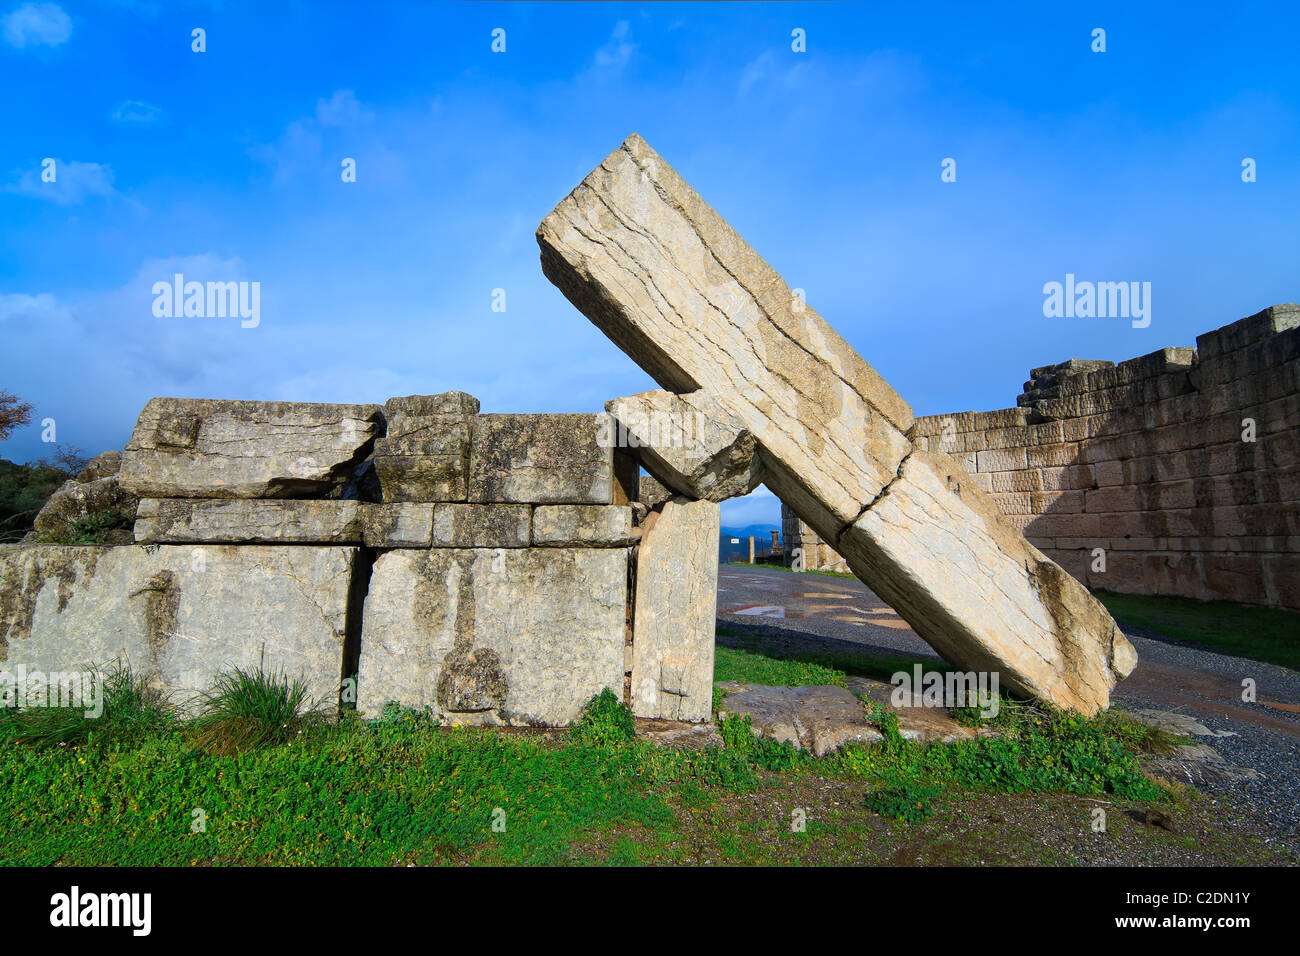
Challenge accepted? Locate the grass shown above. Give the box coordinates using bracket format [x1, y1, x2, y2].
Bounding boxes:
[716, 626, 946, 684]
[1094, 589, 1300, 671]
[0, 662, 173, 749]
[0, 649, 1244, 866]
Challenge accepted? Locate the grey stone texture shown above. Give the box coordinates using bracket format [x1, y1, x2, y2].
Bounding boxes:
[362, 503, 434, 548]
[532, 505, 634, 547]
[119, 398, 383, 499]
[431, 503, 532, 548]
[630, 497, 719, 721]
[134, 498, 364, 544]
[0, 544, 356, 710]
[469, 414, 613, 504]
[372, 391, 479, 503]
[356, 547, 627, 726]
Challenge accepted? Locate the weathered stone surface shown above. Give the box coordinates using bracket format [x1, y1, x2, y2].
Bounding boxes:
[134, 498, 363, 544]
[635, 718, 724, 750]
[715, 682, 884, 756]
[533, 505, 634, 547]
[431, 504, 531, 548]
[362, 502, 434, 548]
[631, 497, 719, 721]
[381, 391, 480, 439]
[845, 676, 992, 744]
[31, 475, 138, 544]
[119, 398, 383, 499]
[469, 414, 613, 504]
[538, 133, 1135, 714]
[373, 428, 471, 503]
[638, 474, 674, 508]
[0, 544, 355, 709]
[357, 548, 626, 725]
[606, 389, 764, 501]
[76, 450, 123, 483]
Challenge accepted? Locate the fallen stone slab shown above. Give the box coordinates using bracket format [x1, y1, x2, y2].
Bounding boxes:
[119, 398, 383, 499]
[606, 389, 764, 502]
[0, 543, 357, 710]
[357, 547, 626, 726]
[846, 675, 993, 744]
[134, 498, 364, 544]
[715, 682, 884, 756]
[635, 718, 725, 750]
[537, 133, 1136, 714]
[469, 414, 613, 504]
[1127, 708, 1239, 738]
[631, 497, 719, 722]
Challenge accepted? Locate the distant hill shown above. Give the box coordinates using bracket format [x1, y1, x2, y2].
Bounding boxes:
[721, 523, 780, 542]
[719, 523, 782, 564]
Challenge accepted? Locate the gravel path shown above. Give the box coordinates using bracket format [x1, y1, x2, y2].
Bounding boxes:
[716, 564, 1300, 855]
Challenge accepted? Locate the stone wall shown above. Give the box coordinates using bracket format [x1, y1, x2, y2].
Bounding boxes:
[785, 304, 1300, 609]
[1, 392, 720, 724]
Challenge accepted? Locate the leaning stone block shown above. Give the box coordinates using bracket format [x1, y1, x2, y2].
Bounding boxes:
[362, 503, 434, 548]
[118, 398, 383, 499]
[134, 499, 363, 544]
[356, 548, 626, 725]
[535, 133, 1136, 713]
[631, 497, 719, 722]
[469, 413, 613, 504]
[431, 504, 531, 548]
[533, 505, 634, 547]
[0, 544, 357, 710]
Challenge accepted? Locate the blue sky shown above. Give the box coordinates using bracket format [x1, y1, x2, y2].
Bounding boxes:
[2, 1, 1297, 529]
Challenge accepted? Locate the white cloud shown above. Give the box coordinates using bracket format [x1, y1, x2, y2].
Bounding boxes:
[111, 99, 164, 124]
[2, 2, 72, 48]
[249, 89, 374, 181]
[594, 20, 635, 70]
[3, 158, 116, 204]
[315, 89, 371, 128]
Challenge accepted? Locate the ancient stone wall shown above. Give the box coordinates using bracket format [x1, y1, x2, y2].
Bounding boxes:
[1, 393, 720, 725]
[785, 305, 1299, 610]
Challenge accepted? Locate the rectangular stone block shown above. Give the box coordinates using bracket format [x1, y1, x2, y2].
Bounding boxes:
[356, 548, 627, 725]
[363, 502, 434, 548]
[119, 398, 383, 499]
[431, 503, 531, 548]
[1026, 443, 1082, 469]
[0, 544, 356, 710]
[373, 426, 471, 503]
[133, 499, 363, 544]
[1195, 304, 1300, 360]
[631, 497, 719, 722]
[469, 414, 613, 504]
[533, 505, 634, 547]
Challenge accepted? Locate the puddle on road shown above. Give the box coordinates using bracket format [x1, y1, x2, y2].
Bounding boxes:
[722, 604, 806, 619]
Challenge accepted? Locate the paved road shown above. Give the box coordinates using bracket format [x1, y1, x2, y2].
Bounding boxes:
[717, 563, 1300, 846]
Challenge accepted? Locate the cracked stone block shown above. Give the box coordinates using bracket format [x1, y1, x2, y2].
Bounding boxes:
[630, 497, 719, 721]
[606, 389, 764, 501]
[357, 547, 626, 726]
[532, 505, 634, 547]
[134, 499, 364, 544]
[431, 504, 531, 548]
[362, 503, 434, 548]
[118, 398, 383, 499]
[715, 683, 884, 757]
[469, 414, 613, 504]
[537, 132, 1135, 714]
[0, 544, 356, 711]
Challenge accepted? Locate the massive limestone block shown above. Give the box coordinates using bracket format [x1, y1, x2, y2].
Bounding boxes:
[0, 544, 357, 709]
[537, 133, 1136, 713]
[357, 548, 626, 725]
[431, 503, 531, 548]
[606, 389, 764, 502]
[630, 497, 719, 722]
[532, 505, 634, 547]
[133, 499, 364, 544]
[363, 502, 434, 548]
[119, 398, 383, 499]
[469, 414, 613, 504]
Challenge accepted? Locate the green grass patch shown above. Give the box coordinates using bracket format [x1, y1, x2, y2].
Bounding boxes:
[1094, 589, 1300, 671]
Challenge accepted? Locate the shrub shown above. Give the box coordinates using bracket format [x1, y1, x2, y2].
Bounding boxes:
[568, 688, 636, 747]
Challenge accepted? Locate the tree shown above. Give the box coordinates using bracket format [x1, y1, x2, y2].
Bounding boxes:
[0, 390, 33, 442]
[38, 443, 90, 477]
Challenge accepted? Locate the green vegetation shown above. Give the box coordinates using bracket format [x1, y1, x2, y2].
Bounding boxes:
[0, 663, 173, 750]
[30, 507, 134, 545]
[0, 458, 65, 542]
[716, 626, 945, 683]
[189, 667, 329, 756]
[1095, 589, 1300, 671]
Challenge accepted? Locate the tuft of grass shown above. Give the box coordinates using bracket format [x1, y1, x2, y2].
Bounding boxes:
[1094, 589, 1300, 671]
[568, 688, 636, 747]
[189, 666, 328, 756]
[864, 779, 942, 823]
[0, 662, 172, 749]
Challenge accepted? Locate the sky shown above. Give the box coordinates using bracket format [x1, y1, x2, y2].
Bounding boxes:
[1, 1, 1297, 530]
